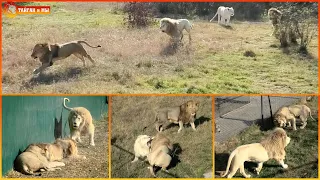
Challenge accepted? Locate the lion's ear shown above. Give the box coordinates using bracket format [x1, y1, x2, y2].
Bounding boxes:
[180, 103, 187, 111]
[196, 101, 200, 107]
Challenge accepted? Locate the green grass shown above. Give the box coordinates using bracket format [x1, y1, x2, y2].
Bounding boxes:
[215, 99, 318, 178]
[111, 96, 212, 178]
[2, 3, 318, 94]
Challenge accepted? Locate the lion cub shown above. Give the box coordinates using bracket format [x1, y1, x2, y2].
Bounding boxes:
[221, 128, 291, 178]
[147, 129, 173, 177]
[63, 98, 95, 146]
[155, 100, 200, 133]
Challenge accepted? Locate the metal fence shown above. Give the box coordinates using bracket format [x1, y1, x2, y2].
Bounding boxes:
[214, 96, 306, 142]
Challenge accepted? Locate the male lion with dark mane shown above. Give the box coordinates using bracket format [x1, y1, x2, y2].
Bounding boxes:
[155, 100, 200, 133]
[31, 40, 101, 75]
[221, 128, 291, 178]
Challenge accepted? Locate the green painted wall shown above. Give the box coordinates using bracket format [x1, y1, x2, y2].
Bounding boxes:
[2, 96, 108, 176]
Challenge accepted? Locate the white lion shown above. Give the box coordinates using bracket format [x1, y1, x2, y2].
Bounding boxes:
[210, 6, 234, 26]
[159, 18, 192, 44]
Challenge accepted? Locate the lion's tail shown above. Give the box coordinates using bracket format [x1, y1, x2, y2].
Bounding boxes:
[221, 149, 237, 177]
[210, 12, 218, 22]
[309, 111, 316, 121]
[77, 41, 101, 48]
[63, 98, 73, 111]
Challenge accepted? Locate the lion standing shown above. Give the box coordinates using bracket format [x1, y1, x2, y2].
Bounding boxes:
[221, 128, 290, 178]
[155, 100, 200, 133]
[268, 7, 282, 37]
[63, 98, 95, 146]
[159, 18, 192, 44]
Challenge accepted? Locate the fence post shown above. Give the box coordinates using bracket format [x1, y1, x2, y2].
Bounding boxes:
[261, 96, 263, 121]
[268, 96, 273, 119]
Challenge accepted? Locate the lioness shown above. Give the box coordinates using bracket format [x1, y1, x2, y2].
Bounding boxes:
[288, 104, 315, 129]
[147, 129, 173, 177]
[274, 104, 315, 130]
[155, 100, 200, 133]
[274, 106, 296, 130]
[63, 98, 95, 146]
[31, 40, 101, 75]
[221, 128, 290, 178]
[14, 144, 65, 175]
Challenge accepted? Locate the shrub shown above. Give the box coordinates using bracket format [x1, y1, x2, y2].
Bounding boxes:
[123, 2, 155, 28]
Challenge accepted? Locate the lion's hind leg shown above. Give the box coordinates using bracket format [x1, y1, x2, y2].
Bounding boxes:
[73, 53, 86, 67]
[300, 116, 308, 129]
[84, 53, 96, 65]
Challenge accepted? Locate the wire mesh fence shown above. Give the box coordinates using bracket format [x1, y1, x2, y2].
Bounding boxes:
[214, 96, 307, 142]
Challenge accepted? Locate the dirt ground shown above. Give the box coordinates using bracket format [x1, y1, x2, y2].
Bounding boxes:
[111, 96, 213, 178]
[5, 118, 108, 178]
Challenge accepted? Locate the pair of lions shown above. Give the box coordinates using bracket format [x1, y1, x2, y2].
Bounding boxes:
[221, 128, 291, 178]
[31, 40, 101, 75]
[132, 129, 173, 177]
[14, 138, 83, 175]
[159, 18, 192, 44]
[274, 104, 315, 130]
[155, 100, 200, 133]
[63, 98, 95, 146]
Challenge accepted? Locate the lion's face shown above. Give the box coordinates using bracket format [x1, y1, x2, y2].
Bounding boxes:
[160, 21, 169, 32]
[185, 100, 200, 116]
[31, 43, 49, 59]
[72, 114, 83, 129]
[227, 7, 234, 16]
[274, 115, 286, 128]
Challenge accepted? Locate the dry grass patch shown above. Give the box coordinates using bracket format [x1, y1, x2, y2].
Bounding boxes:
[2, 3, 318, 94]
[111, 96, 212, 178]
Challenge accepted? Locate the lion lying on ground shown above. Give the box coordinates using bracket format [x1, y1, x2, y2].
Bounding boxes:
[221, 128, 291, 178]
[274, 104, 315, 130]
[14, 144, 65, 175]
[31, 40, 101, 75]
[155, 100, 200, 133]
[159, 18, 192, 44]
[268, 7, 282, 36]
[63, 98, 95, 146]
[147, 128, 173, 177]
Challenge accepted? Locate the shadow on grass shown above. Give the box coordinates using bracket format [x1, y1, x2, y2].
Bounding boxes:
[219, 24, 234, 30]
[23, 67, 83, 88]
[160, 40, 183, 56]
[259, 160, 318, 178]
[256, 117, 275, 131]
[165, 116, 211, 131]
